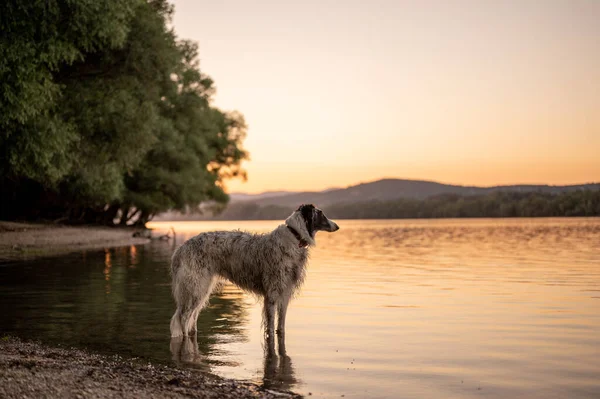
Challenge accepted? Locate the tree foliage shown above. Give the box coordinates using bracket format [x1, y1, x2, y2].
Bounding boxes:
[0, 0, 137, 183]
[0, 0, 247, 224]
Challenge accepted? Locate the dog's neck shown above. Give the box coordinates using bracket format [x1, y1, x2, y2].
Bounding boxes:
[284, 211, 316, 246]
[287, 226, 309, 248]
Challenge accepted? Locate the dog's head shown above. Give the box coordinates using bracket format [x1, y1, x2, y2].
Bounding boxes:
[285, 204, 339, 246]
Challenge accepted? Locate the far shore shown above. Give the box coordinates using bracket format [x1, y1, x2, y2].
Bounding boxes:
[0, 221, 151, 262]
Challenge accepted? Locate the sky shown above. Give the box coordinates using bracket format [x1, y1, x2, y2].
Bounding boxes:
[171, 0, 599, 193]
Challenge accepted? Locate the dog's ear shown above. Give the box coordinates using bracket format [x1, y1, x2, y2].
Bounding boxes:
[298, 204, 315, 237]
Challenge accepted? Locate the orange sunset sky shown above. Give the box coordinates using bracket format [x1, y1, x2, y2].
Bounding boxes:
[171, 0, 599, 194]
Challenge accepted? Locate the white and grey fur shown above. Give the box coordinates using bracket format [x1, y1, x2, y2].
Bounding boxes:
[169, 204, 339, 341]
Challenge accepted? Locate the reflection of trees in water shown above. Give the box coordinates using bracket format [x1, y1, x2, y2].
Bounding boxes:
[0, 243, 249, 364]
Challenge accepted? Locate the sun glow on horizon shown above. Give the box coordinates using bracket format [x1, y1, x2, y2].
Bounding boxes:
[173, 0, 600, 194]
[223, 161, 600, 194]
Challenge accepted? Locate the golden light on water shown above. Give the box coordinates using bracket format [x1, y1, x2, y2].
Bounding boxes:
[148, 218, 600, 396]
[129, 245, 138, 268]
[104, 249, 112, 295]
[1, 220, 598, 397]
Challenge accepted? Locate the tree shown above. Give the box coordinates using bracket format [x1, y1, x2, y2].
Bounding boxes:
[121, 40, 247, 225]
[0, 0, 138, 185]
[55, 0, 180, 223]
[0, 0, 248, 224]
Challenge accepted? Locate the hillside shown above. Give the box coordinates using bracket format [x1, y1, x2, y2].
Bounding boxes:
[232, 179, 600, 208]
[154, 179, 600, 221]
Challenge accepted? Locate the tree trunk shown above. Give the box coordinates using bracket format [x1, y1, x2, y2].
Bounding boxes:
[103, 203, 120, 226]
[134, 210, 150, 227]
[119, 206, 130, 225]
[126, 208, 141, 224]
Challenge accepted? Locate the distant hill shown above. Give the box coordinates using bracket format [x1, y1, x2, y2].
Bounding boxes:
[234, 178, 600, 208]
[154, 178, 600, 221]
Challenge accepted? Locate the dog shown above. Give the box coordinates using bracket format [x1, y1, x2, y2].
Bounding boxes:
[169, 204, 339, 343]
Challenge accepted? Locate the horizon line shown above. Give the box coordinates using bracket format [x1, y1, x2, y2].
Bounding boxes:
[227, 176, 600, 196]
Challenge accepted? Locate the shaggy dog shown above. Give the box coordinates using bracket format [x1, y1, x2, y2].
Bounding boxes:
[169, 204, 339, 342]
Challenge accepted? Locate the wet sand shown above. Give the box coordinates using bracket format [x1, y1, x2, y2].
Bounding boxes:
[0, 337, 298, 399]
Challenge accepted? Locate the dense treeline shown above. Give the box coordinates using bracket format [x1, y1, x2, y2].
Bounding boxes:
[326, 190, 600, 219]
[201, 190, 600, 220]
[0, 0, 246, 225]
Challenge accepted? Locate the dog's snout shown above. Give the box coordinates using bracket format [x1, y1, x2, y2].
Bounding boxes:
[330, 221, 340, 232]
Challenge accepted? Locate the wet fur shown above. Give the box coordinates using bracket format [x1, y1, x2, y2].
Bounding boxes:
[169, 205, 338, 340]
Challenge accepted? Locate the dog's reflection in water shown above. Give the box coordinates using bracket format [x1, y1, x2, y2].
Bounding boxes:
[170, 333, 298, 391]
[169, 334, 210, 372]
[262, 333, 298, 391]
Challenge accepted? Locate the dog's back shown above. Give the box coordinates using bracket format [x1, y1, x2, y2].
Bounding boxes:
[172, 228, 306, 296]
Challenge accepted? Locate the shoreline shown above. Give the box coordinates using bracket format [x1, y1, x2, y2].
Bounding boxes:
[0, 220, 301, 398]
[0, 337, 298, 399]
[0, 221, 151, 262]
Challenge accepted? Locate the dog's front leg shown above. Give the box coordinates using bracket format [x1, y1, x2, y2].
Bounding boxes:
[277, 296, 290, 337]
[263, 297, 276, 342]
[276, 296, 290, 356]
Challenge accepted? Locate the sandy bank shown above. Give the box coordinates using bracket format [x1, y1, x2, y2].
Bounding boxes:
[0, 221, 151, 262]
[0, 337, 298, 399]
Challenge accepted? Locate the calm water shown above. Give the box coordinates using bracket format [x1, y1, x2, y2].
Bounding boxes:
[1, 218, 599, 398]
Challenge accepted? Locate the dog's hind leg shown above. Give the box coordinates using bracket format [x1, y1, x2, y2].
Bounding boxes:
[170, 307, 184, 337]
[188, 276, 217, 335]
[189, 287, 209, 335]
[170, 267, 186, 337]
[188, 306, 201, 335]
[170, 254, 188, 337]
[179, 303, 194, 337]
[183, 273, 217, 336]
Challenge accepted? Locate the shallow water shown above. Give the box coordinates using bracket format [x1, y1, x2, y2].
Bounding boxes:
[1, 218, 599, 398]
